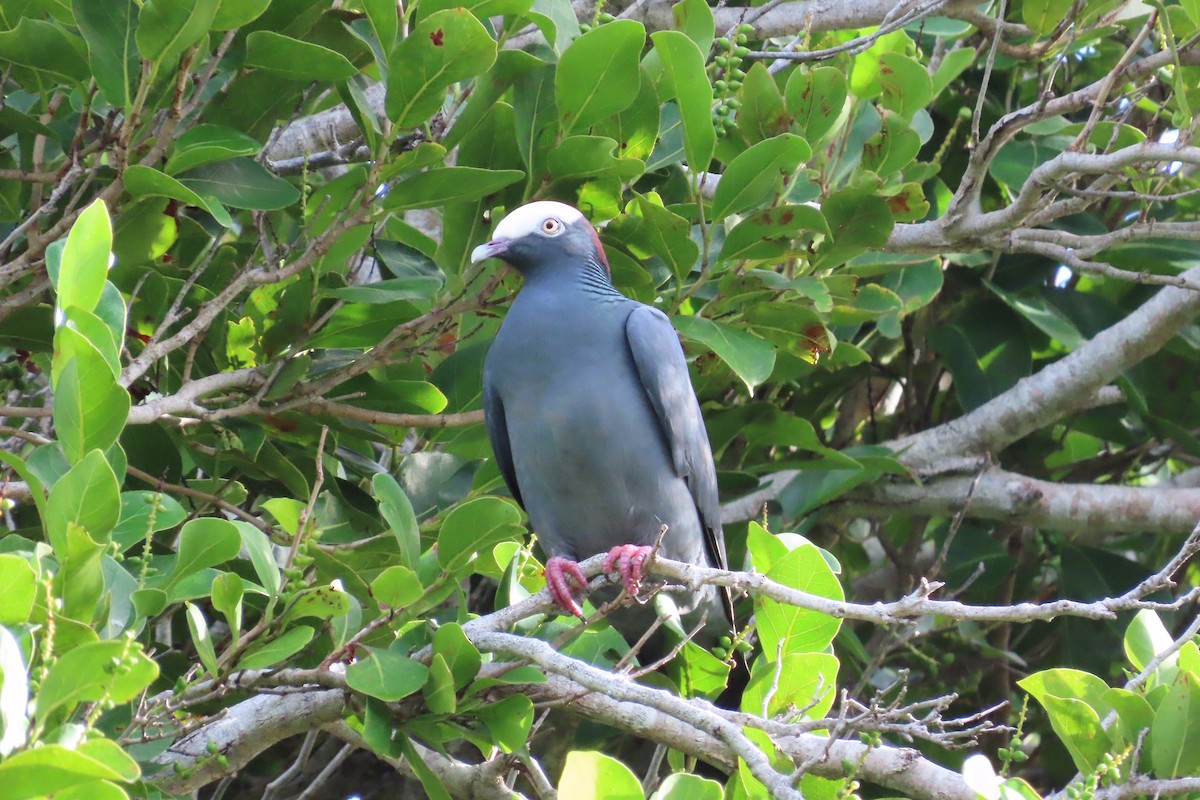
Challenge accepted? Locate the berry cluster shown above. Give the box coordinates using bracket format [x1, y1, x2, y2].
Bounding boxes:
[711, 24, 754, 136]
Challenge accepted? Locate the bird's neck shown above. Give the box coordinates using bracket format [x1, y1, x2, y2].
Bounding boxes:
[520, 257, 624, 301]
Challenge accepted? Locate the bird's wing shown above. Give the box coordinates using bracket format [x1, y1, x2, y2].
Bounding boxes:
[625, 306, 729, 578]
[483, 368, 525, 509]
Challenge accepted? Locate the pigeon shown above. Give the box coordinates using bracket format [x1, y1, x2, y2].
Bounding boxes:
[472, 200, 732, 649]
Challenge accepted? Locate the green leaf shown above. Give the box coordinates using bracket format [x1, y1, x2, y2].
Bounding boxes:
[178, 157, 300, 211]
[784, 66, 848, 142]
[671, 0, 714, 53]
[673, 315, 776, 394]
[212, 0, 271, 29]
[651, 773, 722, 800]
[57, 522, 106, 622]
[1152, 672, 1200, 776]
[238, 625, 316, 670]
[58, 199, 111, 316]
[236, 521, 281, 597]
[135, 0, 219, 75]
[1101, 688, 1155, 749]
[623, 195, 698, 284]
[396, 731, 453, 800]
[1043, 695, 1110, 773]
[1125, 609, 1176, 677]
[112, 491, 187, 551]
[754, 542, 844, 660]
[556, 20, 645, 136]
[477, 694, 533, 752]
[166, 518, 242, 589]
[363, 0, 398, 53]
[185, 602, 221, 678]
[72, 0, 138, 108]
[283, 585, 353, 623]
[548, 136, 644, 182]
[813, 187, 893, 269]
[59, 307, 120, 379]
[1022, 0, 1073, 35]
[1019, 668, 1115, 773]
[0, 556, 35, 626]
[211, 572, 245, 637]
[384, 167, 524, 211]
[346, 648, 430, 701]
[931, 47, 976, 98]
[324, 276, 444, 304]
[165, 124, 263, 175]
[46, 450, 120, 555]
[742, 652, 839, 718]
[76, 738, 140, 783]
[37, 640, 159, 721]
[736, 62, 788, 143]
[558, 751, 643, 800]
[0, 745, 131, 799]
[436, 496, 524, 572]
[719, 205, 828, 265]
[861, 111, 920, 177]
[986, 282, 1085, 351]
[877, 53, 932, 119]
[371, 565, 424, 609]
[373, 473, 421, 571]
[432, 622, 481, 689]
[245, 31, 359, 81]
[652, 31, 716, 171]
[386, 9, 497, 127]
[424, 653, 458, 714]
[124, 165, 232, 226]
[0, 19, 90, 84]
[53, 333, 129, 463]
[711, 133, 811, 222]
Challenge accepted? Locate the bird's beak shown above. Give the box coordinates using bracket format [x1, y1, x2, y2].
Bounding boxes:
[471, 237, 510, 264]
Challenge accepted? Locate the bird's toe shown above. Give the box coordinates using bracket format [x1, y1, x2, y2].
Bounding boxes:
[544, 556, 588, 619]
[604, 544, 653, 597]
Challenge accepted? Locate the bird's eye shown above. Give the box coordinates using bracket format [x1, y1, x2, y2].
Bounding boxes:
[541, 218, 563, 235]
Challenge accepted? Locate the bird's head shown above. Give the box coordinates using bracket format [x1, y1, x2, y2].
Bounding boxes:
[470, 201, 609, 275]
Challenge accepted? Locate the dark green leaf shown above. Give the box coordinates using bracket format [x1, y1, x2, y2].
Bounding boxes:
[179, 157, 300, 211]
[72, 0, 138, 107]
[246, 31, 359, 81]
[436, 496, 524, 571]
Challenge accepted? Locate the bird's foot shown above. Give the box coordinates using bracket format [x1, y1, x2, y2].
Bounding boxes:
[544, 556, 589, 620]
[603, 544, 653, 599]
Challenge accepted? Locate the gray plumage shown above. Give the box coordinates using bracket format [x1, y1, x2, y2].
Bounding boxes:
[472, 201, 730, 650]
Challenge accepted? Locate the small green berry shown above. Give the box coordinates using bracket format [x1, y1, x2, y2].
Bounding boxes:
[734, 640, 752, 653]
[735, 33, 747, 45]
[731, 68, 746, 80]
[738, 23, 754, 34]
[735, 45, 750, 57]
[598, 12, 615, 22]
[715, 79, 728, 91]
[726, 97, 741, 109]
[715, 37, 731, 49]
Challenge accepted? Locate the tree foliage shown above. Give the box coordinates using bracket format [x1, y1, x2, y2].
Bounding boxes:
[0, 0, 1198, 798]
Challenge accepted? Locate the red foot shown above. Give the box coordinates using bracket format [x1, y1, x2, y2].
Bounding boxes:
[544, 556, 589, 619]
[603, 544, 653, 597]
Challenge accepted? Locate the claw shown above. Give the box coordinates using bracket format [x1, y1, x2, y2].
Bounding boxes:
[544, 556, 589, 619]
[604, 544, 653, 597]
